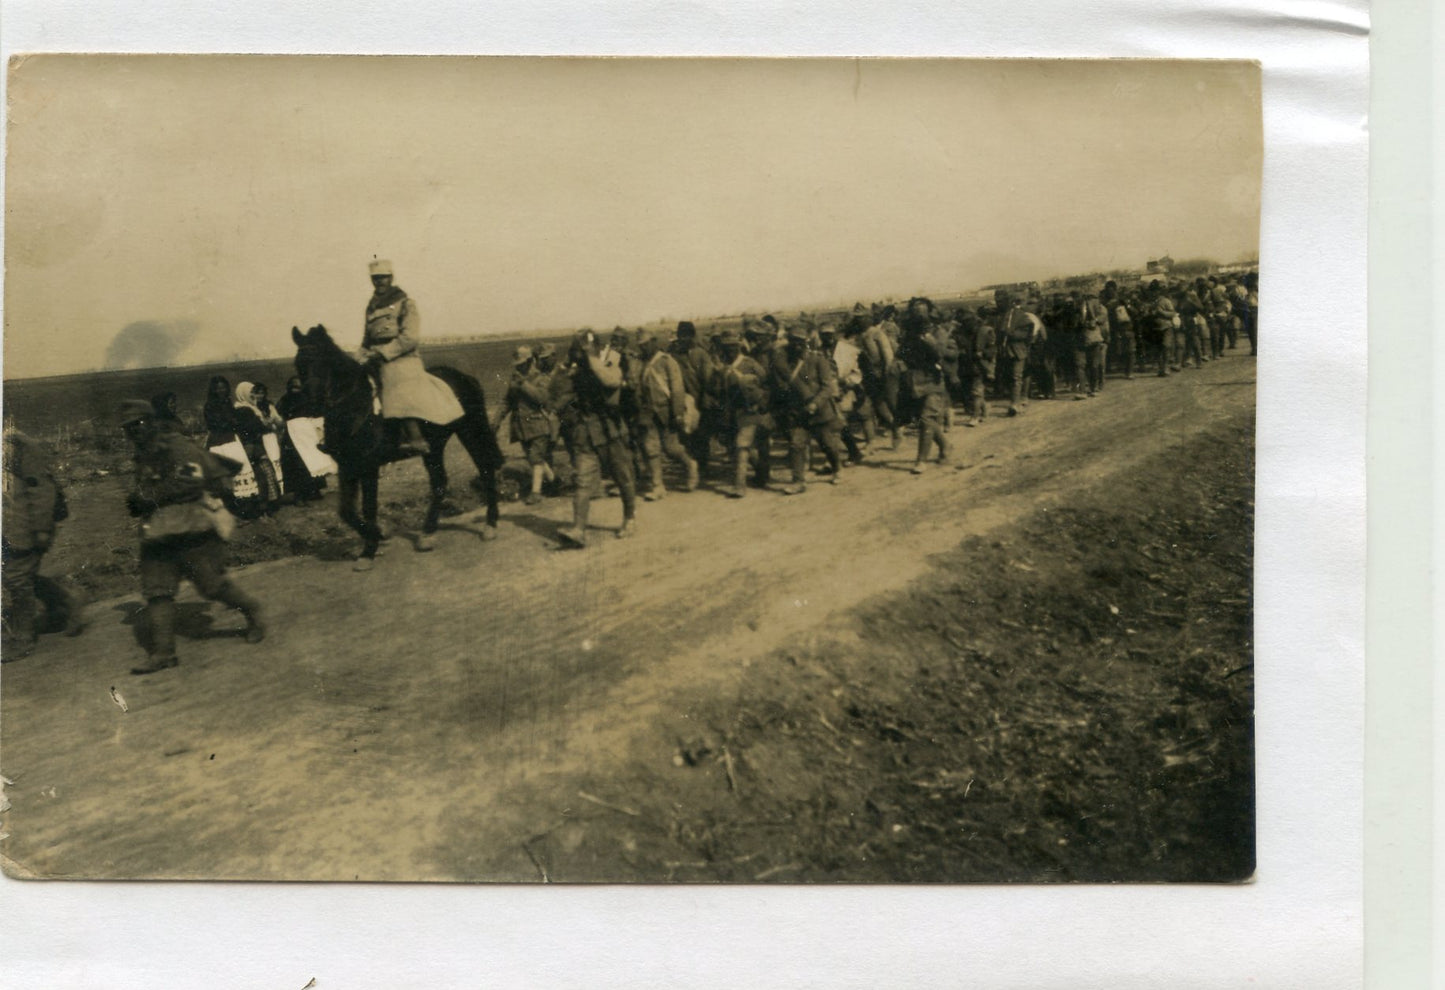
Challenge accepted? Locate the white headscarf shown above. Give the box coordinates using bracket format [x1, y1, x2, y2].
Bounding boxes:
[234, 382, 283, 429]
[232, 382, 259, 411]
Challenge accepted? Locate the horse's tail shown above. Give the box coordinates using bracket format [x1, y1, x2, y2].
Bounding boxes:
[431, 366, 505, 470]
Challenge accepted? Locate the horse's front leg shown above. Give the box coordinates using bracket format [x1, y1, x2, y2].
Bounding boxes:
[418, 448, 448, 551]
[337, 471, 376, 571]
[359, 471, 381, 560]
[338, 471, 365, 537]
[479, 464, 500, 536]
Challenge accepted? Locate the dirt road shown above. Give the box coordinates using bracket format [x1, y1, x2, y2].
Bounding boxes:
[1, 356, 1256, 881]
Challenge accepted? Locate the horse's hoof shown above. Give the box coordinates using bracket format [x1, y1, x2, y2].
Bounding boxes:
[353, 557, 375, 572]
[480, 524, 499, 542]
[415, 533, 436, 552]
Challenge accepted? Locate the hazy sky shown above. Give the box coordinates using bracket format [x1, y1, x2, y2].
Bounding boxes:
[4, 56, 1260, 378]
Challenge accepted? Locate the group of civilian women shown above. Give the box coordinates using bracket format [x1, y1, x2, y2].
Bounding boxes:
[171, 376, 336, 518]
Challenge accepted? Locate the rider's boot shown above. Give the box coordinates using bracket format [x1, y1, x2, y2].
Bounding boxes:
[398, 418, 429, 456]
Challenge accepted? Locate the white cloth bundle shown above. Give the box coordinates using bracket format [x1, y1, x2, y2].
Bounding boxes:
[286, 417, 338, 478]
[209, 439, 258, 499]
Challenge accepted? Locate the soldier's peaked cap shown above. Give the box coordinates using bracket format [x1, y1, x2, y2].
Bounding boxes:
[368, 258, 393, 276]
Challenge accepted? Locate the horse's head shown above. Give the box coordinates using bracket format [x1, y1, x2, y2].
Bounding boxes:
[292, 324, 361, 410]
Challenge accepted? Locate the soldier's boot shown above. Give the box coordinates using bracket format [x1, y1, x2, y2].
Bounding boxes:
[398, 418, 429, 456]
[937, 434, 951, 465]
[914, 429, 933, 470]
[133, 596, 180, 675]
[825, 439, 846, 484]
[723, 449, 748, 498]
[787, 442, 809, 490]
[215, 581, 265, 644]
[526, 464, 547, 505]
[753, 441, 772, 488]
[644, 459, 666, 501]
[683, 456, 699, 492]
[558, 487, 590, 546]
[243, 606, 266, 643]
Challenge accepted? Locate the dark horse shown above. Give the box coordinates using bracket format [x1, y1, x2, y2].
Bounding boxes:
[291, 324, 502, 570]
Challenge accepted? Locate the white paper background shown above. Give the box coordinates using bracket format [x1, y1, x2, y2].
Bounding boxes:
[0, 1, 1371, 987]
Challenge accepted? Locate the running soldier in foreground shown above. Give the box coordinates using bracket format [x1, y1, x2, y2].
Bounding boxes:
[119, 399, 264, 676]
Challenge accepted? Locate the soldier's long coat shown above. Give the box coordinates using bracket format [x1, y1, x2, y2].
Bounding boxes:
[361, 286, 465, 424]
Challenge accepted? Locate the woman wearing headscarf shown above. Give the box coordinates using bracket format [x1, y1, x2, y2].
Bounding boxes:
[259, 379, 316, 503]
[203, 376, 238, 447]
[151, 391, 183, 428]
[275, 376, 334, 500]
[202, 376, 261, 515]
[232, 382, 283, 513]
[276, 376, 316, 421]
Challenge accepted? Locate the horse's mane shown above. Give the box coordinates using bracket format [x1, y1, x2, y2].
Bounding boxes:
[296, 325, 362, 372]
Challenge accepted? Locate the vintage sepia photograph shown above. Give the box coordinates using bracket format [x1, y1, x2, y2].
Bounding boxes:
[2, 55, 1260, 883]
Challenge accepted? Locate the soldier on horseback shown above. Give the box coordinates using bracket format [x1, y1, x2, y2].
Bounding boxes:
[359, 259, 464, 456]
